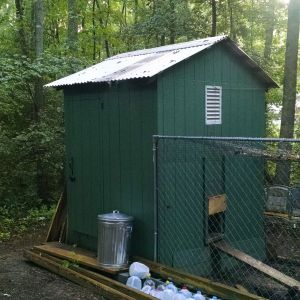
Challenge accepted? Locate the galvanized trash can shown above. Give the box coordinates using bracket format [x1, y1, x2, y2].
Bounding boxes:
[97, 210, 133, 268]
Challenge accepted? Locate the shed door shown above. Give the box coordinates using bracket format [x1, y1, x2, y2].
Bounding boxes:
[66, 96, 104, 247]
[157, 140, 224, 275]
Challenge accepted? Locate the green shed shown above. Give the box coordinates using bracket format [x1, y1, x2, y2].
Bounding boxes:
[46, 35, 277, 273]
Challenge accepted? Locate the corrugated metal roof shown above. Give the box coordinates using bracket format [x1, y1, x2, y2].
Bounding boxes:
[45, 35, 278, 88]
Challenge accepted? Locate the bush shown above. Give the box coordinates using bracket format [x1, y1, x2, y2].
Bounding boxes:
[0, 205, 55, 242]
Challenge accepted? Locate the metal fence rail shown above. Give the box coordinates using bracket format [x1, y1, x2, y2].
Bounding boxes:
[153, 136, 300, 299]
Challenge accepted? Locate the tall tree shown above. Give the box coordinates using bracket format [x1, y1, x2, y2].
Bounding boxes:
[68, 0, 78, 54]
[15, 0, 28, 56]
[33, 0, 43, 119]
[33, 0, 49, 202]
[92, 0, 97, 61]
[275, 0, 300, 185]
[211, 0, 217, 36]
[169, 0, 176, 44]
[227, 0, 236, 40]
[263, 0, 276, 63]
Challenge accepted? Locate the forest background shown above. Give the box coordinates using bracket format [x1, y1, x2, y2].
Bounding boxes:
[0, 0, 298, 240]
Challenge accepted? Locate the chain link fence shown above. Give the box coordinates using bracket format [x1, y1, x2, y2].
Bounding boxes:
[154, 136, 300, 299]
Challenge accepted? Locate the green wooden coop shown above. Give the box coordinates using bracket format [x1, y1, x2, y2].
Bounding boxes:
[46, 35, 277, 275]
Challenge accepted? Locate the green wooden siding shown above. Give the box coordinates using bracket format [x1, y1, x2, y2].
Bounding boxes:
[157, 44, 265, 137]
[156, 44, 266, 274]
[64, 81, 156, 259]
[63, 42, 269, 275]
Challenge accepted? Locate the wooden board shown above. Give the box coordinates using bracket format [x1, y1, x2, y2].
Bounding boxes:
[208, 194, 227, 215]
[264, 211, 289, 219]
[30, 249, 156, 300]
[24, 250, 134, 300]
[213, 241, 300, 289]
[46, 187, 67, 242]
[134, 256, 266, 300]
[34, 242, 127, 275]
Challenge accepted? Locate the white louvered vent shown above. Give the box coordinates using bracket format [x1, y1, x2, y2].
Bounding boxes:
[205, 85, 222, 125]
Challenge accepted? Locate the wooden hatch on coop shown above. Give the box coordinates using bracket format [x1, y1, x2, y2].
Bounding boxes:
[207, 194, 227, 244]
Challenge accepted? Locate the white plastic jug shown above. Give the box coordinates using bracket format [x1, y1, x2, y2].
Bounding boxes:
[179, 287, 192, 298]
[129, 262, 150, 279]
[174, 293, 186, 300]
[126, 275, 142, 290]
[142, 285, 153, 294]
[166, 282, 178, 293]
[150, 289, 164, 299]
[193, 291, 206, 300]
[143, 278, 156, 289]
[162, 289, 176, 300]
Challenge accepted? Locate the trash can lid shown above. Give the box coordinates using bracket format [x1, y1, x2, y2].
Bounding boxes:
[97, 210, 133, 222]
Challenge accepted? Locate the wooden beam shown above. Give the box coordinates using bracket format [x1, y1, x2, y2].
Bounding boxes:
[34, 243, 127, 275]
[208, 194, 227, 215]
[24, 250, 134, 300]
[236, 284, 249, 293]
[264, 211, 289, 219]
[134, 257, 266, 300]
[213, 241, 300, 289]
[46, 186, 67, 242]
[31, 249, 156, 300]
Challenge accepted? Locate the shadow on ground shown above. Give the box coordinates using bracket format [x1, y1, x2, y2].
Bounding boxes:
[0, 226, 101, 300]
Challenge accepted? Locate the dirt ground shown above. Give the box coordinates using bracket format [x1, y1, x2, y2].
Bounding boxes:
[0, 226, 101, 300]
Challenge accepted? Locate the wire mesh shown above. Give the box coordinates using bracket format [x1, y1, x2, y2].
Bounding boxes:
[154, 136, 300, 299]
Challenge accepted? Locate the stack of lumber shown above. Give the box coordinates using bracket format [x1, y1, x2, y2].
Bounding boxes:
[25, 244, 155, 300]
[24, 242, 266, 300]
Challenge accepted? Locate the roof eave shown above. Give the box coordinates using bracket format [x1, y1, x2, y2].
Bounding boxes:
[222, 38, 279, 89]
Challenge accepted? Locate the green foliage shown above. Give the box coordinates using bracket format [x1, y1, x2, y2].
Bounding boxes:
[0, 205, 55, 242]
[0, 0, 293, 240]
[61, 260, 70, 268]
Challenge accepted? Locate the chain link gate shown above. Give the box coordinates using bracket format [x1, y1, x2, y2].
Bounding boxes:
[153, 136, 300, 299]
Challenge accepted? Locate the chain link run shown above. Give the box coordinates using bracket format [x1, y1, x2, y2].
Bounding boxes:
[154, 136, 300, 299]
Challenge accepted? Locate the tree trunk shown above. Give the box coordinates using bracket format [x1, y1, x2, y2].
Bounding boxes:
[33, 0, 43, 121]
[169, 0, 176, 44]
[134, 0, 138, 24]
[67, 0, 78, 54]
[92, 0, 96, 61]
[95, 0, 110, 58]
[227, 0, 236, 40]
[15, 0, 28, 56]
[33, 0, 49, 202]
[160, 34, 166, 46]
[211, 0, 217, 37]
[105, 40, 110, 58]
[263, 0, 276, 63]
[275, 0, 300, 185]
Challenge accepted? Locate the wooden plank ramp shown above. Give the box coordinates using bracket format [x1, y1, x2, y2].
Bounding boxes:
[213, 241, 300, 289]
[34, 242, 127, 275]
[30, 242, 266, 300]
[24, 250, 155, 300]
[24, 249, 155, 300]
[135, 257, 266, 300]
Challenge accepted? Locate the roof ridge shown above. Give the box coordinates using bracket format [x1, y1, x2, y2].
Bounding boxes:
[106, 35, 228, 60]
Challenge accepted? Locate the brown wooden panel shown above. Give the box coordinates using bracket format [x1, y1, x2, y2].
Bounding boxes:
[213, 241, 300, 289]
[34, 242, 127, 274]
[46, 187, 67, 242]
[208, 194, 227, 215]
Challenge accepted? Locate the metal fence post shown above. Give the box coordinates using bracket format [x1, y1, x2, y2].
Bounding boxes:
[153, 135, 158, 262]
